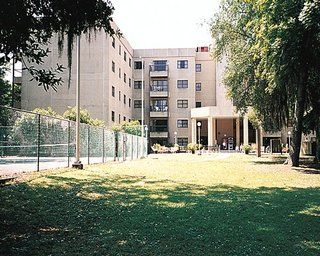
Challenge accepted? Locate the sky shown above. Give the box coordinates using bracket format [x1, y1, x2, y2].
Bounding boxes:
[111, 0, 220, 49]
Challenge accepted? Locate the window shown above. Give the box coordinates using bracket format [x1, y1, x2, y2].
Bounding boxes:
[153, 60, 167, 71]
[124, 73, 126, 83]
[129, 78, 131, 87]
[119, 68, 121, 78]
[124, 51, 127, 61]
[134, 80, 142, 89]
[177, 119, 188, 128]
[118, 91, 121, 101]
[177, 80, 188, 88]
[112, 61, 115, 72]
[196, 64, 201, 72]
[196, 102, 202, 108]
[177, 138, 188, 147]
[119, 45, 121, 55]
[112, 86, 115, 97]
[129, 58, 132, 67]
[134, 61, 142, 69]
[134, 100, 142, 108]
[151, 80, 168, 91]
[118, 114, 121, 123]
[150, 99, 168, 112]
[124, 94, 126, 104]
[177, 60, 188, 69]
[196, 83, 201, 91]
[129, 98, 131, 107]
[177, 100, 188, 108]
[111, 111, 115, 122]
[112, 37, 115, 48]
[123, 116, 126, 121]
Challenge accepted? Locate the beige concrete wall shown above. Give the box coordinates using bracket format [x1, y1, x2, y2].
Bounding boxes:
[21, 22, 134, 127]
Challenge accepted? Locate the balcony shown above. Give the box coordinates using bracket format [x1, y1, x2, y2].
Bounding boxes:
[149, 126, 169, 138]
[150, 105, 168, 118]
[149, 64, 169, 77]
[150, 85, 169, 97]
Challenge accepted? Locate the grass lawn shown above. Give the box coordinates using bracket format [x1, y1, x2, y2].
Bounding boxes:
[1, 153, 319, 255]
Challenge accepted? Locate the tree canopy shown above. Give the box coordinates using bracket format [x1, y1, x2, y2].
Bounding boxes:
[211, 0, 320, 166]
[0, 0, 115, 90]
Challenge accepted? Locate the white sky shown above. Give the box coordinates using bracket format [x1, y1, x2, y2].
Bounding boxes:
[111, 0, 220, 49]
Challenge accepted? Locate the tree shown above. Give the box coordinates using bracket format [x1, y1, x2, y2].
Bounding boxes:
[63, 106, 104, 126]
[112, 120, 142, 136]
[0, 0, 115, 90]
[211, 0, 320, 166]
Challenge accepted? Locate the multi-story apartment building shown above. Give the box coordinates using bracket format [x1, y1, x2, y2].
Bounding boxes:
[21, 23, 316, 153]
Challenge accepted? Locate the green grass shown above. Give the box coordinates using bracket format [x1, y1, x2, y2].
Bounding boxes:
[1, 153, 319, 255]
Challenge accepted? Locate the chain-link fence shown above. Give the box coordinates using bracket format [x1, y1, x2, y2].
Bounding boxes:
[0, 106, 148, 177]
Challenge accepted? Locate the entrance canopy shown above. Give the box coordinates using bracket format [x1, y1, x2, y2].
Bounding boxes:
[191, 106, 239, 119]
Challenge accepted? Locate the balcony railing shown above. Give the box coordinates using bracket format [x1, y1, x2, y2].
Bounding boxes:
[150, 64, 168, 72]
[150, 106, 168, 112]
[150, 85, 168, 92]
[149, 126, 168, 132]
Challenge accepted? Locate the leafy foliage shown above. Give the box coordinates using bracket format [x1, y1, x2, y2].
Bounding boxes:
[63, 106, 104, 126]
[0, 0, 114, 90]
[112, 120, 142, 136]
[211, 0, 320, 166]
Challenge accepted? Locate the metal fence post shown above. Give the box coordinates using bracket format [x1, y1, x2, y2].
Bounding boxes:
[87, 125, 90, 164]
[102, 128, 105, 163]
[136, 136, 139, 159]
[131, 135, 134, 161]
[37, 114, 41, 171]
[67, 120, 71, 167]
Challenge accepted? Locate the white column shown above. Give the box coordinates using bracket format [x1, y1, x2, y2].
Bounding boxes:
[191, 118, 197, 143]
[243, 116, 249, 145]
[236, 117, 240, 147]
[208, 117, 213, 147]
[213, 118, 217, 145]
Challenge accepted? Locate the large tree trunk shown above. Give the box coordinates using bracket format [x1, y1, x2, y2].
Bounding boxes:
[256, 127, 261, 157]
[291, 83, 307, 167]
[315, 119, 320, 163]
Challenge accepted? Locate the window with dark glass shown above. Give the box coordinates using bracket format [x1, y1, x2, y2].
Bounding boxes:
[124, 94, 126, 104]
[129, 58, 132, 67]
[196, 83, 201, 91]
[112, 37, 115, 48]
[134, 100, 142, 108]
[124, 51, 127, 61]
[177, 100, 188, 108]
[118, 91, 121, 101]
[111, 111, 115, 122]
[150, 99, 168, 112]
[118, 114, 121, 123]
[129, 78, 131, 87]
[196, 102, 202, 108]
[177, 138, 188, 147]
[112, 86, 115, 97]
[196, 64, 201, 72]
[112, 61, 115, 72]
[134, 61, 142, 69]
[177, 60, 188, 69]
[150, 119, 168, 132]
[151, 80, 168, 91]
[177, 80, 188, 88]
[124, 73, 126, 83]
[119, 68, 121, 78]
[119, 45, 121, 55]
[123, 116, 126, 121]
[129, 98, 131, 107]
[177, 119, 188, 128]
[134, 80, 142, 89]
[152, 60, 167, 71]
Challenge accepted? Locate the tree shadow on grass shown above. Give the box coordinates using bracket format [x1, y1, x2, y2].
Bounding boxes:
[0, 174, 319, 256]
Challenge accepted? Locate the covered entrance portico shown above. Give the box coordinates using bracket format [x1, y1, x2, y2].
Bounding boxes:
[191, 106, 250, 149]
